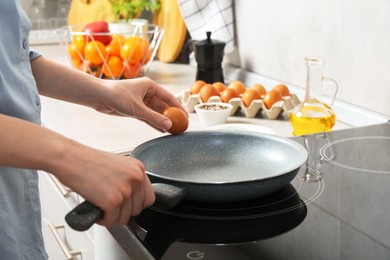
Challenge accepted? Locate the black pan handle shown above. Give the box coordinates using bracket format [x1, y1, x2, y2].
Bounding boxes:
[65, 183, 186, 232]
[65, 200, 104, 232]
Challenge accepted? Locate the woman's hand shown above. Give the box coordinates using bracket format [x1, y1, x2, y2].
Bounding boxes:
[54, 142, 156, 226]
[94, 77, 187, 132]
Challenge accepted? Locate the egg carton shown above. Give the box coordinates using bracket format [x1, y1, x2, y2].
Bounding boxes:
[176, 90, 301, 120]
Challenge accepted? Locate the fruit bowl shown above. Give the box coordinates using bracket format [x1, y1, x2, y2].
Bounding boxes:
[56, 21, 164, 79]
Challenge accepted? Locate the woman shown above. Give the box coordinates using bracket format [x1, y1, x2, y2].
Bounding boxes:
[0, 1, 186, 258]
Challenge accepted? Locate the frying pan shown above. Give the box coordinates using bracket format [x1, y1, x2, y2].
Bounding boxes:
[66, 131, 308, 231]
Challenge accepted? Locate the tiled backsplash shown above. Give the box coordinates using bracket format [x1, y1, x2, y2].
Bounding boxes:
[225, 0, 390, 124]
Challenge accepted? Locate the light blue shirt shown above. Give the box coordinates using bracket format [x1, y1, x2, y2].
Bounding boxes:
[0, 0, 47, 259]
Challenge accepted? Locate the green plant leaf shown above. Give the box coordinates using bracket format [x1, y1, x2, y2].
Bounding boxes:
[111, 0, 160, 21]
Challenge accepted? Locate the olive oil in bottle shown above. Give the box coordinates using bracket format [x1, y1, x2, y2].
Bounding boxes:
[290, 99, 336, 136]
[290, 56, 338, 136]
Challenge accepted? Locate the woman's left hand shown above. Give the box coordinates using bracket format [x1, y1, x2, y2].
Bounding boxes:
[94, 77, 188, 132]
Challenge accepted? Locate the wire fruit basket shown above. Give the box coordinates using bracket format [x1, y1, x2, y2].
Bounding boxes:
[57, 21, 164, 79]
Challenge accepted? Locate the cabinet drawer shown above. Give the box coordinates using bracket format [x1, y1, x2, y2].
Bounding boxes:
[39, 171, 94, 260]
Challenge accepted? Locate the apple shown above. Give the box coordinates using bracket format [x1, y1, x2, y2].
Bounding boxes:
[82, 21, 112, 45]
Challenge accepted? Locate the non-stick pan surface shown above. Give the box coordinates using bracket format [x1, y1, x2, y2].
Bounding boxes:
[131, 131, 308, 202]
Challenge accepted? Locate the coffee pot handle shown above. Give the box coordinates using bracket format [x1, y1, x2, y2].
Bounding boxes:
[182, 39, 197, 63]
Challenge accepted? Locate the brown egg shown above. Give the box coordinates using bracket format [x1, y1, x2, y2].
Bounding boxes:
[199, 84, 219, 102]
[190, 80, 206, 94]
[228, 80, 246, 95]
[212, 82, 227, 93]
[249, 83, 267, 96]
[272, 84, 290, 97]
[220, 88, 239, 103]
[241, 89, 261, 107]
[263, 90, 283, 109]
[162, 107, 189, 134]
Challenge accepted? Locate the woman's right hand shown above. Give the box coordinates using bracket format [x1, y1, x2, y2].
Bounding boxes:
[52, 140, 155, 226]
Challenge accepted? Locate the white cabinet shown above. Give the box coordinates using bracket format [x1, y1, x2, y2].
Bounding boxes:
[39, 171, 95, 260]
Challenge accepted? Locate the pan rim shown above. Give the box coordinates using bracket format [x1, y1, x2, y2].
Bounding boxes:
[133, 131, 308, 185]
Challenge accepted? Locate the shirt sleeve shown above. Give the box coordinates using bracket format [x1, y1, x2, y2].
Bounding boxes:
[29, 48, 42, 61]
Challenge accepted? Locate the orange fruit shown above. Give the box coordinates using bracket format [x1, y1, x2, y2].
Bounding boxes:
[78, 60, 103, 78]
[220, 88, 239, 103]
[199, 84, 219, 102]
[122, 61, 142, 79]
[73, 35, 86, 54]
[139, 37, 151, 63]
[228, 81, 246, 95]
[84, 41, 107, 65]
[190, 80, 206, 94]
[68, 42, 83, 62]
[212, 82, 226, 93]
[249, 83, 267, 96]
[106, 34, 126, 57]
[142, 48, 153, 64]
[272, 84, 290, 96]
[263, 90, 283, 109]
[71, 58, 82, 68]
[103, 56, 125, 79]
[120, 36, 144, 63]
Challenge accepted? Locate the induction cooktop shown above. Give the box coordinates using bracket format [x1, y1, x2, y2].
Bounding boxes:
[109, 122, 390, 260]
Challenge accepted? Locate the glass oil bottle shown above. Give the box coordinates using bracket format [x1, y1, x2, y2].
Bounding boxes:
[290, 56, 339, 136]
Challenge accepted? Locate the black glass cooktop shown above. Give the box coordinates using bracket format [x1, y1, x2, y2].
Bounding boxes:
[134, 183, 307, 259]
[109, 122, 390, 260]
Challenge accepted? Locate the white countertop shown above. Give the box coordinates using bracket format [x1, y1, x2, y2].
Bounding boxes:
[35, 44, 351, 152]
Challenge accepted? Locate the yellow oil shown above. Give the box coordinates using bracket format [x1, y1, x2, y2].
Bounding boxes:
[290, 100, 336, 136]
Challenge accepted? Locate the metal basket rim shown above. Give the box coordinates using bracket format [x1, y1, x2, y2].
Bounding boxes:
[56, 22, 164, 36]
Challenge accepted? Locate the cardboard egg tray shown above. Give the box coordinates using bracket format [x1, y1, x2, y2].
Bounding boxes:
[176, 90, 301, 120]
